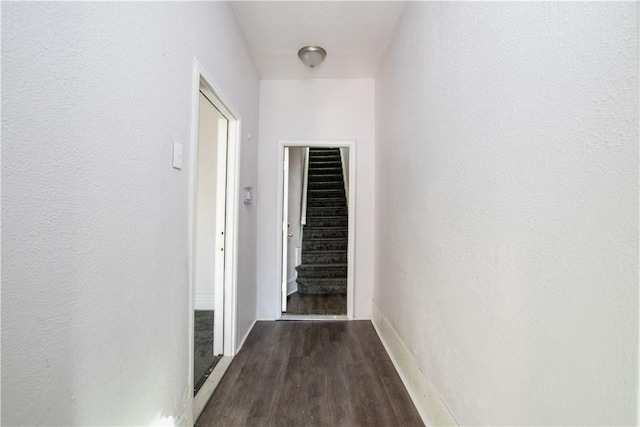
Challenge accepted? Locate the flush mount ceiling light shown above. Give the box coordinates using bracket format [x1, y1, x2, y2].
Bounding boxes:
[298, 46, 327, 69]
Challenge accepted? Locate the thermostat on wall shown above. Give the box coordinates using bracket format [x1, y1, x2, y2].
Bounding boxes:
[244, 187, 253, 204]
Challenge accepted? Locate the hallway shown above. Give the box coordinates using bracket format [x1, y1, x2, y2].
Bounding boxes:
[196, 321, 423, 426]
[2, 2, 637, 425]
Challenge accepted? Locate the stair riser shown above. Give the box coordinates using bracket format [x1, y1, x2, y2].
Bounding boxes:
[309, 162, 341, 168]
[305, 217, 348, 227]
[307, 198, 346, 207]
[308, 181, 344, 190]
[310, 150, 340, 156]
[309, 161, 341, 166]
[303, 240, 348, 251]
[308, 189, 345, 197]
[309, 155, 340, 160]
[307, 207, 348, 217]
[309, 174, 342, 182]
[296, 266, 347, 279]
[308, 168, 343, 175]
[304, 228, 348, 239]
[297, 279, 346, 295]
[302, 252, 348, 264]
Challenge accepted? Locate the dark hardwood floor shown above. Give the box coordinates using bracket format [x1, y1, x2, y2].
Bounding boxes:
[286, 292, 347, 315]
[196, 321, 423, 427]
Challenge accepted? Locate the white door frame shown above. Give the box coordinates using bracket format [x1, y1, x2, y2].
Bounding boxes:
[188, 59, 241, 422]
[281, 147, 290, 312]
[276, 140, 356, 320]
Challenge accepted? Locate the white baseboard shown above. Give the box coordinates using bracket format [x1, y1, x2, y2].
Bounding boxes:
[287, 278, 298, 296]
[194, 293, 215, 311]
[371, 301, 458, 427]
[235, 318, 256, 354]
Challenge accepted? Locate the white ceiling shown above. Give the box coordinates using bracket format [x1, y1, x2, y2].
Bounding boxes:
[230, 1, 406, 80]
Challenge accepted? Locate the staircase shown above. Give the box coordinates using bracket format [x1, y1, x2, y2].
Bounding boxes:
[296, 148, 348, 294]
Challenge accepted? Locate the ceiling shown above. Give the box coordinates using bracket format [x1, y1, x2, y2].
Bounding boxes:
[230, 1, 406, 80]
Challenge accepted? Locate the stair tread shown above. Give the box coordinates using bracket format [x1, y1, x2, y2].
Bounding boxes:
[304, 236, 348, 240]
[298, 263, 347, 267]
[304, 226, 347, 230]
[307, 197, 345, 200]
[304, 251, 348, 256]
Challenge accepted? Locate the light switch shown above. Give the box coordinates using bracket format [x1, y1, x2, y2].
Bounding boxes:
[172, 142, 183, 170]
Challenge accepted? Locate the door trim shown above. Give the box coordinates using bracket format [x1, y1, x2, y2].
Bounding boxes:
[276, 140, 356, 320]
[281, 147, 290, 312]
[188, 58, 241, 423]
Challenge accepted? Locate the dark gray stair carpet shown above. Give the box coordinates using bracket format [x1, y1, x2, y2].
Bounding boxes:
[306, 216, 348, 227]
[303, 227, 348, 239]
[302, 238, 348, 252]
[308, 197, 345, 207]
[309, 174, 343, 182]
[296, 147, 348, 295]
[308, 181, 343, 190]
[302, 250, 348, 264]
[306, 206, 348, 217]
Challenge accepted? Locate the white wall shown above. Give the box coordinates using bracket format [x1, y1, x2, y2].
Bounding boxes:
[257, 79, 375, 319]
[1, 2, 259, 425]
[375, 2, 638, 426]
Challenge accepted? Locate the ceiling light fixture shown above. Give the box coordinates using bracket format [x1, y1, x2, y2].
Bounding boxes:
[298, 46, 327, 69]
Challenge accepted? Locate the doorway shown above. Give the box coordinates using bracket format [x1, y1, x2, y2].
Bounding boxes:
[193, 87, 227, 394]
[189, 62, 241, 423]
[278, 141, 356, 320]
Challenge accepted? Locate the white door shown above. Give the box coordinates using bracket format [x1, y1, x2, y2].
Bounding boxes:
[212, 111, 227, 356]
[281, 147, 289, 312]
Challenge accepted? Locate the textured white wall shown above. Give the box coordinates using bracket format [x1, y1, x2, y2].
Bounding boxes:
[375, 2, 638, 425]
[1, 2, 259, 425]
[257, 79, 375, 319]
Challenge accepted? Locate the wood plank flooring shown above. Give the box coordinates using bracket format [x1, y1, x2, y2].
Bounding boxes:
[196, 321, 423, 427]
[286, 292, 347, 315]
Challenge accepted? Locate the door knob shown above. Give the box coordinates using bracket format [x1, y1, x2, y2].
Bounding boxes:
[287, 233, 293, 238]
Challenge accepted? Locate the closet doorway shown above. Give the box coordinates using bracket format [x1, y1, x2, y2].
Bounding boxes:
[189, 63, 241, 423]
[193, 86, 227, 395]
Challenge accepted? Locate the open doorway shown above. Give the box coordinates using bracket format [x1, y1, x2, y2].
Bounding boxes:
[189, 61, 241, 423]
[193, 86, 227, 394]
[279, 141, 356, 319]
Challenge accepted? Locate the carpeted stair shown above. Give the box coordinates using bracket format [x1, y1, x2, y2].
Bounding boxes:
[296, 148, 348, 294]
